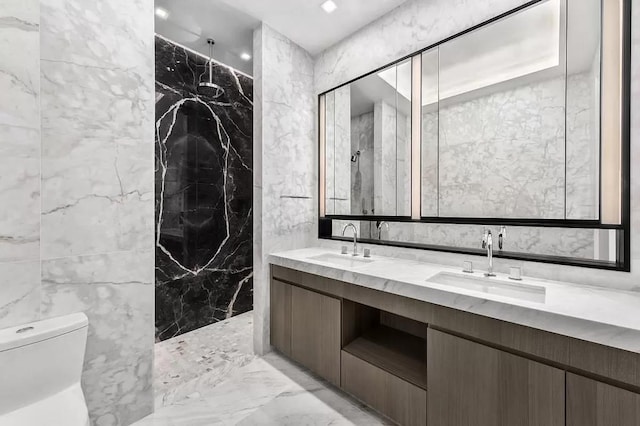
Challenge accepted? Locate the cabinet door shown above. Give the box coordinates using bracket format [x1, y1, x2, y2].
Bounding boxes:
[427, 329, 565, 426]
[291, 285, 341, 386]
[270, 279, 291, 356]
[342, 351, 426, 426]
[567, 373, 640, 425]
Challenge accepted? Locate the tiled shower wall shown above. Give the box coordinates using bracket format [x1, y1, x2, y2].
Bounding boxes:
[0, 0, 155, 424]
[155, 36, 253, 342]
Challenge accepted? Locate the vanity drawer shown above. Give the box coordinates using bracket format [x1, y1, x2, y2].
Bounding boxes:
[341, 350, 427, 426]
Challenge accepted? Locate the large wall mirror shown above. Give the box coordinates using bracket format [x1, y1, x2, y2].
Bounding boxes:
[422, 0, 601, 220]
[324, 60, 412, 217]
[319, 0, 630, 270]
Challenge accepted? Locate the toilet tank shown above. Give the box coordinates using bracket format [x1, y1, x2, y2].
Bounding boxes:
[0, 312, 89, 416]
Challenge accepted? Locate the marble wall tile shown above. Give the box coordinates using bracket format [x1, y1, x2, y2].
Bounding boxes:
[0, 0, 41, 328]
[35, 0, 155, 424]
[40, 61, 153, 143]
[40, 133, 154, 258]
[39, 61, 154, 258]
[154, 36, 253, 341]
[82, 349, 154, 426]
[0, 0, 40, 129]
[254, 24, 316, 354]
[40, 0, 154, 259]
[0, 125, 40, 263]
[0, 261, 40, 329]
[40, 0, 153, 72]
[41, 250, 155, 367]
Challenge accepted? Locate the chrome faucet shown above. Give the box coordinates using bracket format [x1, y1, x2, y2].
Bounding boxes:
[342, 223, 358, 256]
[377, 221, 390, 240]
[482, 229, 496, 277]
[498, 226, 506, 250]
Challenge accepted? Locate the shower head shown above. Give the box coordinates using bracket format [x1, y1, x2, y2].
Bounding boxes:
[198, 38, 224, 98]
[198, 81, 224, 97]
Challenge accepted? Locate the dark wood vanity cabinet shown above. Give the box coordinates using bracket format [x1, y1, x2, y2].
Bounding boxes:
[567, 373, 640, 426]
[269, 277, 341, 387]
[290, 284, 341, 387]
[270, 279, 292, 356]
[427, 329, 565, 426]
[342, 350, 427, 426]
[270, 266, 640, 426]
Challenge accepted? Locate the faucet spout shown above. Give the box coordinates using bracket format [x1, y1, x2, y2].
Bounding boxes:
[342, 223, 358, 256]
[482, 229, 496, 277]
[377, 221, 390, 240]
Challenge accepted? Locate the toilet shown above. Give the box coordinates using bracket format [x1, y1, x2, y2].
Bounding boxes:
[0, 312, 90, 426]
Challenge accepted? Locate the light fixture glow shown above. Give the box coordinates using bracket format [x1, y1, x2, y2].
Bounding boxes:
[321, 0, 337, 14]
[155, 7, 169, 20]
[319, 94, 326, 218]
[240, 52, 252, 61]
[411, 56, 421, 220]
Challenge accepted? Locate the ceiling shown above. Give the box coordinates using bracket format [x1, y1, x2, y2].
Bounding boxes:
[222, 0, 410, 56]
[154, 0, 410, 76]
[154, 0, 259, 75]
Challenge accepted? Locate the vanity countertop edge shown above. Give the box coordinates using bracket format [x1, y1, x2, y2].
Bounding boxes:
[269, 247, 640, 354]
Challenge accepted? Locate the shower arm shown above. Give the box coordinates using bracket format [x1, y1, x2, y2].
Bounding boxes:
[207, 39, 214, 85]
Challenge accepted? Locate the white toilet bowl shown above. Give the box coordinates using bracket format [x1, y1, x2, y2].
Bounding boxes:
[0, 312, 90, 426]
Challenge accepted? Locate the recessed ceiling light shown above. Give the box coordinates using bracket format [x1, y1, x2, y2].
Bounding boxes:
[321, 0, 337, 14]
[240, 52, 252, 61]
[155, 7, 169, 20]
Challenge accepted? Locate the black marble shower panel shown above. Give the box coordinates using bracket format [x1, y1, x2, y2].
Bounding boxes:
[155, 36, 253, 341]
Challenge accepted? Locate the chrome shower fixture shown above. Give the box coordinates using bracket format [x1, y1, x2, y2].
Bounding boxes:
[198, 38, 224, 97]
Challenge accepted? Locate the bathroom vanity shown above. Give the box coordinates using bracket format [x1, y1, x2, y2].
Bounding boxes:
[269, 249, 640, 426]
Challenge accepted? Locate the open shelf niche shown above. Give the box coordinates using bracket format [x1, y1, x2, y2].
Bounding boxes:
[342, 300, 428, 389]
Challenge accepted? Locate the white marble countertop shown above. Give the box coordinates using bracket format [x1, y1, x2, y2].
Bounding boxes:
[269, 247, 640, 354]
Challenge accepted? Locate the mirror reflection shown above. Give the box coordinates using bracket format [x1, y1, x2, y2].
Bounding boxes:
[324, 0, 602, 222]
[434, 0, 568, 219]
[331, 220, 616, 262]
[324, 60, 412, 216]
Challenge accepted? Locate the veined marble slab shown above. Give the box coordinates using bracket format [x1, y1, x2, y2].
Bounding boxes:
[135, 352, 389, 426]
[270, 247, 640, 354]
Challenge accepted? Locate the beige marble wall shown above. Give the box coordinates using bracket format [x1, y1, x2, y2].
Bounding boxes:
[253, 24, 316, 354]
[0, 0, 155, 424]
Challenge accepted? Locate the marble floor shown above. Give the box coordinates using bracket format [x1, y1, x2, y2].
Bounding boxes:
[135, 352, 390, 425]
[154, 311, 256, 408]
[138, 311, 390, 425]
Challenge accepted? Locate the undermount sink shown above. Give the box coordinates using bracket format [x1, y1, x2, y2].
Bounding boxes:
[308, 253, 374, 268]
[427, 272, 546, 303]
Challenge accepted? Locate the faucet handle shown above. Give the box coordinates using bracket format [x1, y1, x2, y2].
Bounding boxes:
[498, 226, 506, 250]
